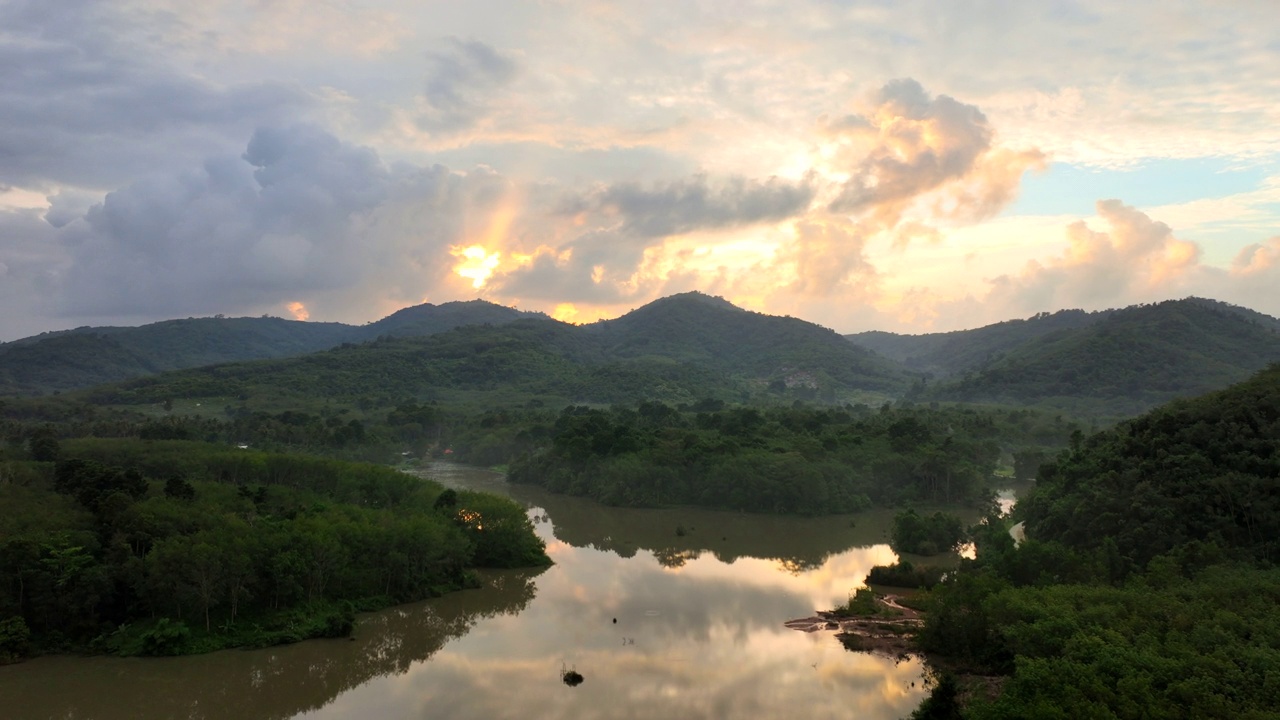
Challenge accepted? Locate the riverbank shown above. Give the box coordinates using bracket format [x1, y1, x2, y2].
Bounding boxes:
[785, 592, 922, 659]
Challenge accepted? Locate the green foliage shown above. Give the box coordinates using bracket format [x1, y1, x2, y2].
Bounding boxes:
[508, 402, 1066, 514]
[1022, 363, 1280, 569]
[0, 439, 548, 659]
[27, 426, 60, 462]
[914, 365, 1280, 717]
[890, 510, 966, 556]
[926, 299, 1280, 416]
[0, 616, 30, 663]
[910, 674, 964, 720]
[832, 588, 895, 618]
[138, 618, 191, 656]
[866, 561, 945, 589]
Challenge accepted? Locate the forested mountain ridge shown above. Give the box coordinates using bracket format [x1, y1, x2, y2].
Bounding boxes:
[5, 294, 1278, 414]
[923, 298, 1280, 415]
[846, 308, 1101, 378]
[849, 296, 1279, 381]
[586, 292, 910, 394]
[0, 301, 542, 397]
[76, 296, 913, 409]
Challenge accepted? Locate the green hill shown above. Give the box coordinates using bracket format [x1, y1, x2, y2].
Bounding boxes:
[846, 308, 1100, 377]
[916, 364, 1280, 717]
[924, 298, 1280, 415]
[0, 301, 541, 397]
[589, 292, 909, 396]
[53, 294, 911, 411]
[1021, 362, 1280, 566]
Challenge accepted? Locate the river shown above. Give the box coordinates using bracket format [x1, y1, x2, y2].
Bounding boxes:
[0, 462, 970, 720]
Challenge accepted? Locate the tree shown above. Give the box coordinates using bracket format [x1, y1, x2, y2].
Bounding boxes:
[28, 427, 60, 462]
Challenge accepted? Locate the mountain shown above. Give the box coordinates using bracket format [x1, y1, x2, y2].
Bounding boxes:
[6, 293, 1277, 413]
[847, 308, 1102, 378]
[356, 299, 545, 339]
[924, 298, 1280, 415]
[587, 292, 909, 394]
[0, 301, 542, 396]
[68, 294, 912, 410]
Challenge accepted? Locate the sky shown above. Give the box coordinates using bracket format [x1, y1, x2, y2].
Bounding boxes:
[2, 0, 1279, 341]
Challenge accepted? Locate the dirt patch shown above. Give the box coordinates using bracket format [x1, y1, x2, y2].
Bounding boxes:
[784, 594, 924, 660]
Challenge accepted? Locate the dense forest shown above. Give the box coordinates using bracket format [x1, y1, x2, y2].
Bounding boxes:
[919, 299, 1280, 416]
[909, 364, 1280, 718]
[0, 438, 548, 661]
[505, 402, 1075, 514]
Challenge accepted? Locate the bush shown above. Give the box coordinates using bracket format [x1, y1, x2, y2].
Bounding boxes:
[0, 616, 31, 663]
[139, 619, 191, 656]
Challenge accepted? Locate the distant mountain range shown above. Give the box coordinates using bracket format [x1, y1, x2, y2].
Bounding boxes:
[848, 297, 1280, 416]
[71, 292, 905, 408]
[0, 300, 543, 396]
[4, 293, 1278, 417]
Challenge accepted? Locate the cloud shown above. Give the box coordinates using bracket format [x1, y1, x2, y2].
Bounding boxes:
[781, 216, 874, 296]
[0, 206, 69, 338]
[1232, 237, 1280, 277]
[825, 79, 1044, 231]
[419, 38, 519, 133]
[49, 125, 512, 321]
[985, 200, 1203, 313]
[0, 0, 315, 191]
[489, 174, 814, 303]
[569, 175, 815, 239]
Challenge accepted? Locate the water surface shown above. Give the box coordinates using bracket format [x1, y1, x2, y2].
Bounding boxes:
[0, 462, 936, 719]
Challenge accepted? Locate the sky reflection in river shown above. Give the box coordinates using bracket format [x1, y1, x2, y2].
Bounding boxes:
[295, 463, 928, 720]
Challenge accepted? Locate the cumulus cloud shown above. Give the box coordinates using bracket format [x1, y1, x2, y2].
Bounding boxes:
[986, 200, 1203, 313]
[419, 38, 519, 133]
[489, 174, 814, 302]
[47, 125, 511, 321]
[781, 216, 874, 296]
[826, 79, 1044, 231]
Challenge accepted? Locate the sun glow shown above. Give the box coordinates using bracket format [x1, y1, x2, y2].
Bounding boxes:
[451, 244, 502, 288]
[285, 301, 309, 321]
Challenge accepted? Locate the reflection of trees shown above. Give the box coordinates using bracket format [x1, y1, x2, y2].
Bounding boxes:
[652, 548, 702, 568]
[9, 568, 543, 720]
[508, 484, 874, 570]
[776, 556, 827, 575]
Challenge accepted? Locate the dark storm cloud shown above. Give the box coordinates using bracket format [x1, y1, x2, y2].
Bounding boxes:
[0, 0, 314, 189]
[419, 38, 518, 133]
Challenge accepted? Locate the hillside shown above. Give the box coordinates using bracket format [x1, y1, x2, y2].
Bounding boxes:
[355, 299, 546, 339]
[44, 295, 912, 411]
[0, 301, 541, 397]
[1021, 361, 1280, 565]
[916, 364, 1280, 717]
[846, 308, 1101, 377]
[588, 292, 909, 395]
[924, 298, 1280, 415]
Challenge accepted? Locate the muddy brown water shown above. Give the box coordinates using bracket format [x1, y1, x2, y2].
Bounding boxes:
[0, 463, 1013, 719]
